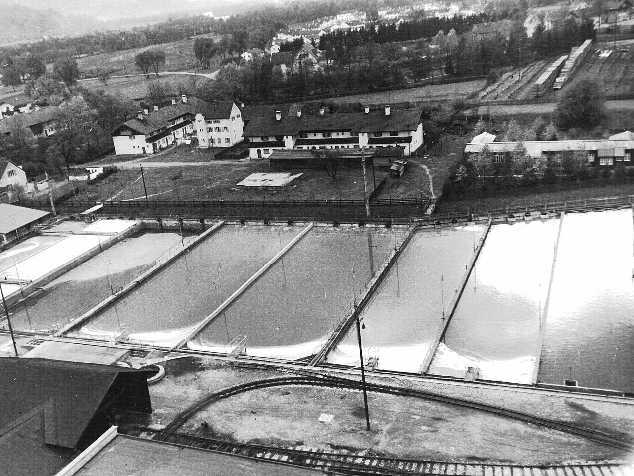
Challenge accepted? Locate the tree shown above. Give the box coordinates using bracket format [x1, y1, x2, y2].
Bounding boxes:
[96, 68, 112, 85]
[25, 74, 66, 101]
[147, 81, 173, 103]
[542, 122, 558, 140]
[1, 66, 22, 88]
[53, 57, 80, 86]
[555, 79, 605, 130]
[24, 55, 46, 79]
[50, 96, 97, 165]
[135, 51, 153, 75]
[147, 50, 166, 75]
[193, 38, 216, 68]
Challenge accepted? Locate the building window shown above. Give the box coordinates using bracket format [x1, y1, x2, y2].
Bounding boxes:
[225, 138, 230, 143]
[8, 170, 15, 177]
[493, 154, 504, 164]
[323, 132, 331, 138]
[599, 157, 613, 166]
[299, 133, 307, 138]
[625, 151, 632, 162]
[389, 131, 398, 136]
[224, 126, 229, 132]
[373, 132, 381, 137]
[263, 149, 270, 154]
[130, 135, 135, 140]
[587, 152, 594, 163]
[215, 127, 221, 132]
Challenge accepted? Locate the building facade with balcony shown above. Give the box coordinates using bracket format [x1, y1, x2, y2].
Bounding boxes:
[244, 105, 423, 160]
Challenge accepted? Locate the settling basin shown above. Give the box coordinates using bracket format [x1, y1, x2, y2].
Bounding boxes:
[326, 224, 485, 373]
[429, 219, 559, 384]
[537, 209, 634, 393]
[68, 225, 301, 347]
[2, 232, 187, 333]
[189, 226, 406, 359]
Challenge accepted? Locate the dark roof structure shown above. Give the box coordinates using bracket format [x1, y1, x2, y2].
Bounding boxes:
[112, 98, 236, 137]
[245, 106, 422, 137]
[0, 106, 59, 135]
[0, 203, 49, 235]
[0, 358, 151, 449]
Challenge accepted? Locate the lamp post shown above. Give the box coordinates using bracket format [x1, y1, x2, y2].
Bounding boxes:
[140, 165, 148, 202]
[0, 284, 18, 357]
[355, 315, 371, 431]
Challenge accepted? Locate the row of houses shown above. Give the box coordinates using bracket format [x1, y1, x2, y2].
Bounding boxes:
[111, 98, 424, 160]
[465, 131, 634, 168]
[111, 96, 243, 155]
[0, 106, 58, 138]
[244, 105, 424, 160]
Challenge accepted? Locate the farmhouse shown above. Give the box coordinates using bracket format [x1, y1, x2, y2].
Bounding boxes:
[0, 203, 50, 246]
[0, 106, 58, 138]
[464, 132, 634, 168]
[194, 100, 244, 149]
[0, 160, 28, 192]
[112, 96, 243, 155]
[245, 105, 423, 159]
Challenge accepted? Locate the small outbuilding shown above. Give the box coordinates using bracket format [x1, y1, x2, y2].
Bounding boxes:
[0, 203, 50, 247]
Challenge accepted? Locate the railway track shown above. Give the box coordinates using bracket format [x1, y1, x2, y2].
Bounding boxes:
[158, 432, 631, 475]
[158, 375, 633, 452]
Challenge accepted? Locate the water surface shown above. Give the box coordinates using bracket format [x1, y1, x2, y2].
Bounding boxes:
[3, 232, 186, 333]
[69, 225, 300, 346]
[538, 209, 634, 393]
[429, 219, 559, 384]
[327, 225, 484, 373]
[190, 226, 405, 359]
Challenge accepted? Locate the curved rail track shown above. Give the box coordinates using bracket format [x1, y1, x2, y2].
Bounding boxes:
[158, 375, 633, 452]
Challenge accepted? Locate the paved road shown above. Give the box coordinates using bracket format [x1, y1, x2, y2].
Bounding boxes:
[474, 99, 634, 116]
[114, 160, 239, 169]
[78, 69, 218, 83]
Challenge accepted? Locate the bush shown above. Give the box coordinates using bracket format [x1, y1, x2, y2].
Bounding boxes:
[555, 79, 605, 130]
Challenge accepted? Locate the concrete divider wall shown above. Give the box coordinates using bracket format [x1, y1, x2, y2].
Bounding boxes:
[420, 218, 493, 374]
[4, 222, 142, 308]
[56, 221, 225, 336]
[310, 225, 418, 366]
[175, 223, 315, 350]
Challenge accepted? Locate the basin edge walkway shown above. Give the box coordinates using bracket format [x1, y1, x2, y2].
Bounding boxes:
[172, 223, 315, 350]
[310, 225, 418, 366]
[531, 212, 566, 385]
[56, 221, 225, 337]
[420, 218, 493, 374]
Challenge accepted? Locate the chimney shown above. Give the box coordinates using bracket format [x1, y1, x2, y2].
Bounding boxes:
[171, 98, 177, 105]
[275, 110, 282, 121]
[364, 106, 370, 114]
[143, 108, 149, 115]
[384, 105, 391, 116]
[319, 106, 325, 116]
[153, 105, 159, 111]
[296, 109, 302, 118]
[181, 94, 188, 103]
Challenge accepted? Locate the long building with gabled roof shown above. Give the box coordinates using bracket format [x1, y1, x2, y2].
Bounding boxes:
[111, 96, 243, 155]
[244, 104, 423, 159]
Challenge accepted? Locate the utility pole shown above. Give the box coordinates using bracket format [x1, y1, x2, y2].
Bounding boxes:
[361, 148, 371, 218]
[355, 316, 371, 431]
[45, 171, 56, 216]
[0, 284, 18, 357]
[140, 165, 148, 202]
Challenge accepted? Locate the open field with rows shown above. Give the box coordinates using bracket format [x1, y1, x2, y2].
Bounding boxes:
[76, 34, 221, 76]
[79, 74, 212, 101]
[315, 79, 486, 105]
[478, 59, 549, 102]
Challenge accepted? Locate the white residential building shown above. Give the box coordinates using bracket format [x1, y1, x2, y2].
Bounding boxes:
[194, 101, 244, 148]
[244, 105, 423, 160]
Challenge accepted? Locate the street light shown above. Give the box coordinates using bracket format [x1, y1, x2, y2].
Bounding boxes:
[0, 283, 18, 357]
[355, 315, 371, 431]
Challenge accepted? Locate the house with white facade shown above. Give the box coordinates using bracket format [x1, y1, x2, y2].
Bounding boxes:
[112, 96, 243, 155]
[244, 105, 423, 160]
[0, 160, 28, 191]
[194, 101, 244, 149]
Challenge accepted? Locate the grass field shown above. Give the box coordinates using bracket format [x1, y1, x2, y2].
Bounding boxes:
[68, 162, 398, 202]
[76, 34, 222, 76]
[571, 44, 634, 98]
[435, 181, 634, 215]
[317, 79, 486, 105]
[79, 74, 212, 101]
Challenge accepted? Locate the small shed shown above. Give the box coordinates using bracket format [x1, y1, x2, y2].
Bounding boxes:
[0, 203, 50, 247]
